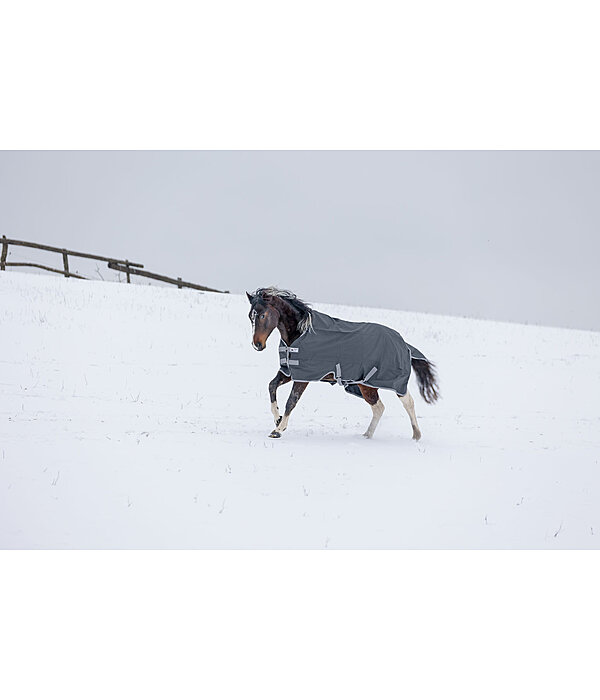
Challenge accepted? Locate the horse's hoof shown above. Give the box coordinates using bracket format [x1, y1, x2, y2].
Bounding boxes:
[363, 432, 372, 439]
[269, 430, 282, 439]
[413, 432, 422, 441]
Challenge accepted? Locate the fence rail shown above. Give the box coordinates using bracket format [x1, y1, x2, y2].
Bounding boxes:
[0, 236, 228, 293]
[107, 261, 227, 293]
[4, 262, 88, 280]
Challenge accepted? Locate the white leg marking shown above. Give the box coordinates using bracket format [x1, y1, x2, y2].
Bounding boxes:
[271, 402, 281, 425]
[363, 399, 385, 439]
[278, 414, 290, 432]
[269, 412, 289, 438]
[398, 391, 421, 440]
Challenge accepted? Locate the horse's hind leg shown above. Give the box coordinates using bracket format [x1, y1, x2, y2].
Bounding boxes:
[269, 381, 309, 438]
[358, 385, 385, 439]
[269, 371, 291, 426]
[398, 391, 422, 441]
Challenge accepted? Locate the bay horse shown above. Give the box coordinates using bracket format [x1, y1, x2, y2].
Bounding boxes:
[247, 287, 439, 439]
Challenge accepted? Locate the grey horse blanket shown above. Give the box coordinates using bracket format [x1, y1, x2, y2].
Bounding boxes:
[278, 310, 426, 397]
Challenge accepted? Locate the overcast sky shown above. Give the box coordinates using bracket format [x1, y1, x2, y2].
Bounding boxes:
[1, 150, 598, 330]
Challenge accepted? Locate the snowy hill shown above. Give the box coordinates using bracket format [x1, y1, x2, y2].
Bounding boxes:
[1, 272, 599, 548]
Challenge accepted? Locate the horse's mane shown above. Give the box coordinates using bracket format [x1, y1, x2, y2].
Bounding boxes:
[252, 286, 313, 333]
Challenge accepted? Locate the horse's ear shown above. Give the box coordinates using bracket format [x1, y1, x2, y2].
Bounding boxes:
[246, 292, 254, 304]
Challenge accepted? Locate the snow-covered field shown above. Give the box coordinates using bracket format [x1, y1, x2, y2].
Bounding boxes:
[1, 271, 599, 548]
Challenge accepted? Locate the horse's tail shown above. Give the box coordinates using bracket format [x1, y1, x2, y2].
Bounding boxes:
[408, 345, 440, 404]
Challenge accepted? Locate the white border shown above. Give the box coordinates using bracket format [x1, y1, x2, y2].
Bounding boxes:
[2, 2, 600, 698]
[1, 552, 599, 699]
[1, 1, 599, 149]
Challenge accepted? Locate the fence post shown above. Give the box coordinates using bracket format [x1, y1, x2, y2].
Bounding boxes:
[125, 260, 131, 283]
[62, 250, 69, 277]
[177, 277, 183, 289]
[0, 236, 7, 271]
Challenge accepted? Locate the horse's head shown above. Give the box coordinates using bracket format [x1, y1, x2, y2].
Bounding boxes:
[247, 291, 279, 351]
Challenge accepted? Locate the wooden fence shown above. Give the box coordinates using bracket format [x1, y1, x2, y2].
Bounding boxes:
[0, 236, 228, 293]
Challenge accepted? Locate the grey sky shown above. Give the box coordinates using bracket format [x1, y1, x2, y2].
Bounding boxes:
[1, 150, 598, 330]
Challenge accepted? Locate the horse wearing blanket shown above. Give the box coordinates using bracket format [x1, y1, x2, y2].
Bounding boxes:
[247, 287, 439, 440]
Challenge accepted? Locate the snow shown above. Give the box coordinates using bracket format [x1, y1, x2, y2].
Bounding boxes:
[1, 271, 599, 548]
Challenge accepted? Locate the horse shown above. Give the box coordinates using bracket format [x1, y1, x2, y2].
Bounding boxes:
[247, 287, 439, 439]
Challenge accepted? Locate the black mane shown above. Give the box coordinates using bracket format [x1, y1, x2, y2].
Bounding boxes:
[252, 287, 312, 319]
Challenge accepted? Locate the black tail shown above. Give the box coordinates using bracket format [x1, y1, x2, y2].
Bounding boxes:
[411, 357, 440, 404]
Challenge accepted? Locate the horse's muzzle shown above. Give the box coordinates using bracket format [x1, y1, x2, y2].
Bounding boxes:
[252, 341, 264, 351]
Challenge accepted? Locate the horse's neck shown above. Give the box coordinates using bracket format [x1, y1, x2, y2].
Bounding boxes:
[274, 299, 302, 345]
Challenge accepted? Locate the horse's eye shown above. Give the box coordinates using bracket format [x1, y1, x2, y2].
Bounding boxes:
[260, 314, 265, 319]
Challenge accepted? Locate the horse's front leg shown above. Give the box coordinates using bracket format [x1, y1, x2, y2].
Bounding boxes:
[269, 381, 309, 438]
[269, 371, 291, 427]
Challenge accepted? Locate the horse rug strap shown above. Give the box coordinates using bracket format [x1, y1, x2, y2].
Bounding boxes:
[279, 346, 299, 366]
[278, 309, 427, 397]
